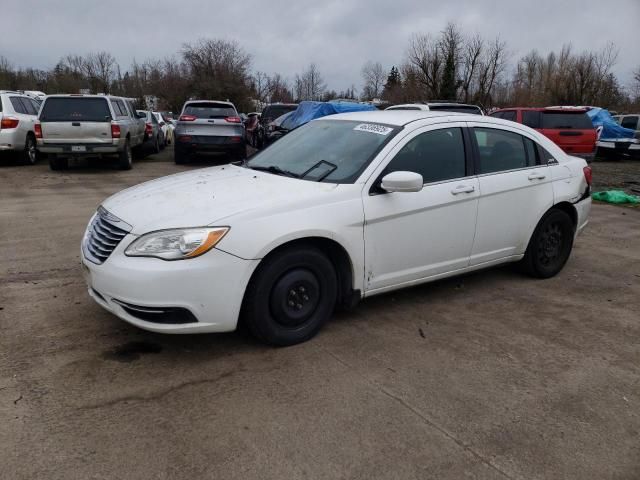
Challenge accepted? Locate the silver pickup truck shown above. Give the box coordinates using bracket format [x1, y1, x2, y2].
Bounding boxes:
[37, 95, 146, 170]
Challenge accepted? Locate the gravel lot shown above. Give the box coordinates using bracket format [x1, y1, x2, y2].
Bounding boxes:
[1, 149, 639, 479]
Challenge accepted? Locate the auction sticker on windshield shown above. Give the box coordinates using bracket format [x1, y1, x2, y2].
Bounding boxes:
[353, 124, 393, 135]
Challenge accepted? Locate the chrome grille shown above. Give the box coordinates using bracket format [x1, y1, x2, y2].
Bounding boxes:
[83, 207, 132, 265]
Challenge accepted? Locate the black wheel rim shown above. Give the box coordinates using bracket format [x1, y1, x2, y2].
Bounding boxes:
[537, 221, 564, 267]
[26, 138, 36, 163]
[269, 268, 321, 327]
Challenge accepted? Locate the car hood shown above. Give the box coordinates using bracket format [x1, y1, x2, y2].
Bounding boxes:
[102, 165, 339, 234]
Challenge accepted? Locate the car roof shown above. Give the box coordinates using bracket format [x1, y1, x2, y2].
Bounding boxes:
[494, 107, 589, 113]
[185, 99, 235, 107]
[320, 110, 481, 126]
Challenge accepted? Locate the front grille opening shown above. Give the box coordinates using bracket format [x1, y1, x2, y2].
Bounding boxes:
[112, 299, 198, 324]
[91, 288, 107, 303]
[83, 209, 130, 264]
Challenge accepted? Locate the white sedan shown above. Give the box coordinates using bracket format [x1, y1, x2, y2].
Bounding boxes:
[81, 111, 592, 346]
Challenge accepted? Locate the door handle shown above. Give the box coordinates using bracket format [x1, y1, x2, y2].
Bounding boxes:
[528, 172, 546, 181]
[451, 185, 475, 195]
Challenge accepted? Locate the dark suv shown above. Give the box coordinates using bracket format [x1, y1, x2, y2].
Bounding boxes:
[490, 107, 596, 162]
[255, 103, 298, 148]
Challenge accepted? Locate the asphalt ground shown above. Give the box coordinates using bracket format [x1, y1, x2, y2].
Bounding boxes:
[1, 148, 639, 479]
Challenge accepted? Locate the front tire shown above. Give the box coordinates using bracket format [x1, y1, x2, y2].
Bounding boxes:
[520, 209, 575, 278]
[241, 246, 337, 346]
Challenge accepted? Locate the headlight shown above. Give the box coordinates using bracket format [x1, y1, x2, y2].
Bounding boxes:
[125, 227, 229, 260]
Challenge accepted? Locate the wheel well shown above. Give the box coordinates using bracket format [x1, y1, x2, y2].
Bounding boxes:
[255, 237, 356, 309]
[552, 202, 578, 231]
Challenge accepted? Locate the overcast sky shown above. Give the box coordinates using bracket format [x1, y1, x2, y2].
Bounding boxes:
[3, 0, 639, 92]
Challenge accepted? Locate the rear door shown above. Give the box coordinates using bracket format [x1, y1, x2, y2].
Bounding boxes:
[178, 102, 242, 138]
[468, 123, 553, 265]
[538, 110, 596, 156]
[39, 97, 113, 144]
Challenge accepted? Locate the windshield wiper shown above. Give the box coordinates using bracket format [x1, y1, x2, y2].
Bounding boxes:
[248, 165, 300, 178]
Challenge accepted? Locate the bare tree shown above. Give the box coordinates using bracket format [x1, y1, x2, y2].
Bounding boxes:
[251, 71, 270, 104]
[267, 73, 293, 103]
[182, 39, 253, 109]
[406, 33, 441, 98]
[460, 34, 483, 102]
[361, 61, 385, 99]
[294, 63, 326, 101]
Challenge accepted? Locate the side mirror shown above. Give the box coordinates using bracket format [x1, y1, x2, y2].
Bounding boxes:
[380, 171, 424, 193]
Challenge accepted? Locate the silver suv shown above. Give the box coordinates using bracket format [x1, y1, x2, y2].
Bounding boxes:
[0, 90, 41, 164]
[174, 100, 245, 164]
[37, 95, 146, 170]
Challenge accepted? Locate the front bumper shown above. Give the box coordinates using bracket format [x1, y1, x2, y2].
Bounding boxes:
[82, 239, 260, 334]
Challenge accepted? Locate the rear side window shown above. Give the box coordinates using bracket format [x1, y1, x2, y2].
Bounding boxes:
[474, 128, 528, 174]
[385, 127, 466, 183]
[522, 111, 541, 128]
[501, 111, 516, 121]
[489, 111, 504, 119]
[111, 100, 128, 117]
[523, 138, 539, 166]
[40, 98, 111, 122]
[10, 97, 28, 114]
[28, 98, 41, 114]
[541, 111, 593, 129]
[184, 102, 236, 119]
[621, 116, 639, 130]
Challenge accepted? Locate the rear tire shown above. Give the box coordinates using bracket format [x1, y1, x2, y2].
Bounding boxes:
[241, 246, 337, 346]
[49, 154, 68, 170]
[118, 140, 132, 170]
[520, 209, 575, 278]
[24, 134, 38, 165]
[174, 145, 187, 164]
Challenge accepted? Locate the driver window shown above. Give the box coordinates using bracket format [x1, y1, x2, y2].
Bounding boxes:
[385, 127, 466, 184]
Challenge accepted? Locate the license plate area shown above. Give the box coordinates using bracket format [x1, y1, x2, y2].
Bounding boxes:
[71, 145, 87, 152]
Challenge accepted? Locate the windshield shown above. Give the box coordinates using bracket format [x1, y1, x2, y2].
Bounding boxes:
[247, 119, 399, 183]
[541, 111, 593, 129]
[40, 97, 111, 122]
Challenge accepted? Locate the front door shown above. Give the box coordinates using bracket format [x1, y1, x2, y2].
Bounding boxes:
[363, 124, 479, 293]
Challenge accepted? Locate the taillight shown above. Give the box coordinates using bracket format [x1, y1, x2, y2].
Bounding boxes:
[583, 166, 592, 186]
[225, 116, 242, 123]
[1, 116, 19, 129]
[34, 123, 42, 138]
[178, 135, 193, 143]
[230, 136, 242, 143]
[179, 114, 197, 121]
[145, 123, 153, 136]
[111, 123, 121, 138]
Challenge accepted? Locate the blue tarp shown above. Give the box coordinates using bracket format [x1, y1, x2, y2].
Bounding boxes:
[587, 107, 635, 141]
[280, 101, 377, 131]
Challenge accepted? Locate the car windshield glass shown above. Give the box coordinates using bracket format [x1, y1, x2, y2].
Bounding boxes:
[541, 111, 593, 129]
[184, 103, 235, 118]
[263, 105, 297, 119]
[40, 98, 111, 122]
[429, 105, 482, 115]
[247, 119, 399, 184]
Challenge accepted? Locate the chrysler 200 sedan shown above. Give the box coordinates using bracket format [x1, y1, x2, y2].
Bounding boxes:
[81, 111, 592, 346]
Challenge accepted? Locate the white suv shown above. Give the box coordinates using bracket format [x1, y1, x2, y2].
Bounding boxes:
[0, 90, 41, 164]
